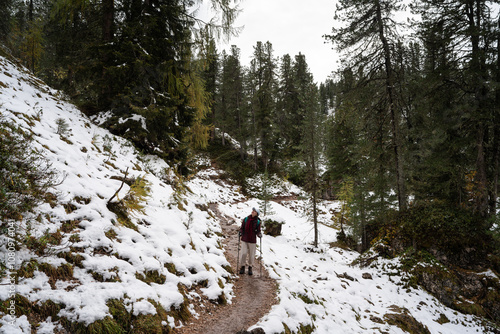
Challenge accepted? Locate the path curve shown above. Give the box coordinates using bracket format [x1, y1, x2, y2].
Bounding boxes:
[176, 203, 278, 334]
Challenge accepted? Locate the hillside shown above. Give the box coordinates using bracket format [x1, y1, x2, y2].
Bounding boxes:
[0, 54, 499, 334]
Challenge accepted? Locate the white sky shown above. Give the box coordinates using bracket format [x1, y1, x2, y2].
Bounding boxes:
[200, 1, 500, 84]
[200, 0, 340, 83]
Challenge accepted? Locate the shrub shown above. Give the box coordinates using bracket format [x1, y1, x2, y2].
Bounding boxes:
[0, 118, 59, 222]
[400, 202, 489, 259]
[264, 219, 284, 236]
[368, 202, 492, 268]
[55, 117, 70, 136]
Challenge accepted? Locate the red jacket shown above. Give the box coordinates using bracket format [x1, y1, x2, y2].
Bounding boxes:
[240, 215, 261, 244]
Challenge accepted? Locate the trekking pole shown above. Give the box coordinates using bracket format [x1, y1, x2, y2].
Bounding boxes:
[259, 236, 263, 277]
[236, 232, 241, 275]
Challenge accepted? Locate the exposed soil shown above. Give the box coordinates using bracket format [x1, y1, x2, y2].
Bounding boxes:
[176, 203, 278, 334]
[271, 195, 298, 203]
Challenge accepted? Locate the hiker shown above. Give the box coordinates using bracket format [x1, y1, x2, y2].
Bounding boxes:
[238, 207, 262, 275]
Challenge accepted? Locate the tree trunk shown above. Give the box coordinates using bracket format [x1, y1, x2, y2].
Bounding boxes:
[252, 103, 258, 170]
[375, 0, 407, 211]
[102, 0, 114, 43]
[28, 0, 35, 71]
[490, 15, 500, 218]
[100, 0, 114, 108]
[475, 122, 488, 217]
[467, 0, 489, 217]
[312, 127, 318, 248]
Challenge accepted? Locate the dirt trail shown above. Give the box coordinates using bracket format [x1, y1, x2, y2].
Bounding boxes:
[176, 204, 277, 334]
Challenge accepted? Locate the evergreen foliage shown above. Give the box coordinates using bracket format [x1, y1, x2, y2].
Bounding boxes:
[334, 178, 353, 236]
[0, 118, 59, 222]
[258, 167, 275, 217]
[368, 202, 492, 268]
[198, 29, 219, 141]
[3, 0, 241, 174]
[275, 53, 299, 159]
[55, 117, 70, 136]
[409, 0, 499, 219]
[325, 0, 408, 212]
[247, 41, 277, 169]
[0, 0, 12, 41]
[2, 0, 498, 267]
[296, 54, 323, 247]
[325, 0, 499, 249]
[216, 45, 245, 151]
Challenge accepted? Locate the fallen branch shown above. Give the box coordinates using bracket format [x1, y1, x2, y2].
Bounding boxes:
[107, 167, 129, 204]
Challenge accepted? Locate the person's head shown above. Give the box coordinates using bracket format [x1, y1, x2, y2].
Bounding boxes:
[251, 207, 259, 217]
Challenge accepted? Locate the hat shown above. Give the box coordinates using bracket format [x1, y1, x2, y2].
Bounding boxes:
[252, 207, 259, 216]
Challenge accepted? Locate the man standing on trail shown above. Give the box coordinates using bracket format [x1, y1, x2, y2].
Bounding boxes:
[239, 207, 262, 275]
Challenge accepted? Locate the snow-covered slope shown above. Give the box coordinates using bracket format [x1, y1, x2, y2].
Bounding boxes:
[217, 200, 497, 333]
[0, 53, 497, 333]
[0, 55, 235, 333]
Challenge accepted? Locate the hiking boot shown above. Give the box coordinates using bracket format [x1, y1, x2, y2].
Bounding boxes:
[248, 266, 253, 275]
[239, 266, 245, 275]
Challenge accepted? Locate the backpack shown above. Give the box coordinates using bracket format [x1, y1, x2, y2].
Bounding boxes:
[241, 216, 261, 234]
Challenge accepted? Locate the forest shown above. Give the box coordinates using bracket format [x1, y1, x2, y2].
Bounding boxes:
[1, 0, 499, 265]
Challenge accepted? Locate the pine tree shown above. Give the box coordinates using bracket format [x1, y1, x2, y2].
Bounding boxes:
[403, 28, 467, 206]
[294, 53, 314, 156]
[319, 79, 335, 115]
[8, 0, 240, 174]
[493, 16, 500, 216]
[326, 63, 396, 245]
[411, 0, 499, 218]
[275, 54, 298, 159]
[0, 0, 13, 41]
[325, 0, 408, 212]
[247, 41, 277, 169]
[295, 54, 323, 247]
[258, 167, 275, 217]
[325, 70, 358, 185]
[43, 0, 101, 94]
[217, 45, 245, 152]
[8, 0, 49, 73]
[198, 29, 219, 142]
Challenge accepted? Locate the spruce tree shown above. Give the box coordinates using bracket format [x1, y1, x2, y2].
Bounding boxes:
[411, 0, 499, 218]
[8, 0, 50, 73]
[198, 30, 219, 142]
[8, 0, 240, 174]
[295, 54, 323, 247]
[319, 79, 335, 115]
[325, 64, 396, 245]
[275, 54, 298, 159]
[247, 41, 277, 169]
[402, 25, 467, 206]
[0, 0, 12, 41]
[217, 45, 245, 152]
[325, 0, 408, 212]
